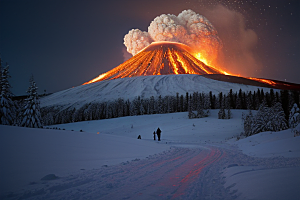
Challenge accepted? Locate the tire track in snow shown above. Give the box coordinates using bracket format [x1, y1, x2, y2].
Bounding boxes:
[7, 146, 227, 200]
[7, 144, 299, 200]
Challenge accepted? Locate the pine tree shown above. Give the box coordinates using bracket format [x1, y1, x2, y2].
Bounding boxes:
[157, 95, 163, 114]
[242, 110, 255, 136]
[266, 102, 287, 131]
[149, 96, 155, 114]
[20, 76, 42, 128]
[225, 93, 232, 119]
[252, 102, 271, 134]
[140, 98, 145, 115]
[0, 58, 2, 95]
[289, 103, 300, 131]
[280, 90, 290, 124]
[0, 64, 15, 125]
[218, 95, 226, 119]
[188, 94, 194, 119]
[236, 89, 242, 109]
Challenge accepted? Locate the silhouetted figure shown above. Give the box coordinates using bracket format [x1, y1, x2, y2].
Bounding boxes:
[137, 135, 141, 139]
[156, 127, 161, 141]
[153, 131, 156, 140]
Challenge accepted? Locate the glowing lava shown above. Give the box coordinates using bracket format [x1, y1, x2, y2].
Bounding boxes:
[83, 41, 230, 85]
[83, 41, 292, 89]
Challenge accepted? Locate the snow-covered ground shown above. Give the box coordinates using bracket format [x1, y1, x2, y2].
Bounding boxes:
[40, 74, 274, 109]
[1, 110, 299, 199]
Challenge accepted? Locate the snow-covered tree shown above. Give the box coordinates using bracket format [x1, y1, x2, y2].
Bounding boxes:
[265, 102, 287, 132]
[242, 110, 255, 136]
[242, 102, 288, 136]
[289, 103, 300, 128]
[0, 64, 15, 125]
[20, 76, 42, 128]
[196, 93, 209, 118]
[289, 103, 300, 136]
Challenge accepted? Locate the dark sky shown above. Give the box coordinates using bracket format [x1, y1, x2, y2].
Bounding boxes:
[0, 0, 299, 95]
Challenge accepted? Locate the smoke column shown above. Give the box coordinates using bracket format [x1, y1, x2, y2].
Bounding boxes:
[123, 9, 222, 65]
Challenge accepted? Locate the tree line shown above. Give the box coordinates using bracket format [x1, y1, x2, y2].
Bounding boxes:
[40, 88, 300, 127]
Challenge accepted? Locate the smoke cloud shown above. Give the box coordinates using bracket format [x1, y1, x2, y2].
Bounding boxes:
[124, 9, 222, 64]
[200, 5, 261, 77]
[123, 29, 153, 56]
[123, 7, 261, 77]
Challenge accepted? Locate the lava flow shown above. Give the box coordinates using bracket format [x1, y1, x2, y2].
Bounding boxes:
[83, 41, 300, 90]
[83, 41, 229, 85]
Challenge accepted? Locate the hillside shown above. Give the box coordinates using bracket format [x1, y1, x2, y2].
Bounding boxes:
[40, 74, 272, 109]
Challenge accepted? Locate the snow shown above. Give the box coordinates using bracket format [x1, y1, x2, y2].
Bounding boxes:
[228, 129, 300, 158]
[50, 110, 244, 143]
[0, 125, 169, 195]
[1, 110, 299, 199]
[223, 166, 300, 200]
[40, 74, 274, 109]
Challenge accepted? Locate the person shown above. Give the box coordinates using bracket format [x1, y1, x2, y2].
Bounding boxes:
[137, 135, 141, 139]
[156, 127, 161, 141]
[153, 131, 156, 140]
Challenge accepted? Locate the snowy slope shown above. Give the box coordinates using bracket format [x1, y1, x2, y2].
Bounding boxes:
[1, 111, 299, 199]
[40, 74, 273, 108]
[0, 125, 169, 194]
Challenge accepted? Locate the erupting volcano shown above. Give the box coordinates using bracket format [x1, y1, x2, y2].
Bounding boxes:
[83, 9, 300, 91]
[84, 42, 228, 85]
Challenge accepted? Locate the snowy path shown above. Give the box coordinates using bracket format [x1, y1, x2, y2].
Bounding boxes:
[5, 144, 300, 200]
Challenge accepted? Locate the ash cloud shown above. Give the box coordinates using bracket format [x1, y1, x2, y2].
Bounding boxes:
[124, 29, 153, 56]
[123, 7, 262, 77]
[200, 5, 262, 77]
[124, 9, 222, 65]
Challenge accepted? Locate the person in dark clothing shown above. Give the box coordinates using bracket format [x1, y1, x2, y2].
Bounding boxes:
[137, 135, 141, 139]
[156, 127, 161, 141]
[153, 131, 156, 140]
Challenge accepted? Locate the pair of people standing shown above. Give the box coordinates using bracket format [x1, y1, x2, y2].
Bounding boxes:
[153, 127, 161, 141]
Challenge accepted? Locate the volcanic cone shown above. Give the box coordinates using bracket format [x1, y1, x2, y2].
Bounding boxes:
[84, 41, 225, 85]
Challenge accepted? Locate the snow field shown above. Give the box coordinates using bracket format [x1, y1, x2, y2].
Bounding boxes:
[0, 125, 169, 196]
[50, 110, 245, 144]
[1, 109, 299, 199]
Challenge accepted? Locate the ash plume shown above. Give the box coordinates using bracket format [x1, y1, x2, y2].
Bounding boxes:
[199, 5, 262, 77]
[124, 9, 222, 65]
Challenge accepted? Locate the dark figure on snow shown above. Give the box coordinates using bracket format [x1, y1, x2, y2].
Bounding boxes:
[156, 127, 161, 141]
[137, 135, 141, 139]
[153, 131, 156, 140]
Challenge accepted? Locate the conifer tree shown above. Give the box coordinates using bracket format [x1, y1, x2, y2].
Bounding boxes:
[242, 110, 254, 136]
[218, 94, 226, 119]
[0, 64, 15, 125]
[188, 94, 194, 119]
[20, 76, 42, 128]
[266, 102, 287, 131]
[225, 94, 232, 119]
[289, 103, 300, 136]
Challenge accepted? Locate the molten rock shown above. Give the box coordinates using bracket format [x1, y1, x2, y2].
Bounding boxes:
[84, 41, 225, 85]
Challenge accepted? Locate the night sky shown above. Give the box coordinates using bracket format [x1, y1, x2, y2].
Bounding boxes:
[0, 0, 299, 96]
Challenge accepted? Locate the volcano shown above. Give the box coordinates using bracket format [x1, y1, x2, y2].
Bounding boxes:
[84, 42, 226, 85]
[83, 41, 300, 91]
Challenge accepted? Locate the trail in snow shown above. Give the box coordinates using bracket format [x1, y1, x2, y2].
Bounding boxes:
[5, 144, 300, 200]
